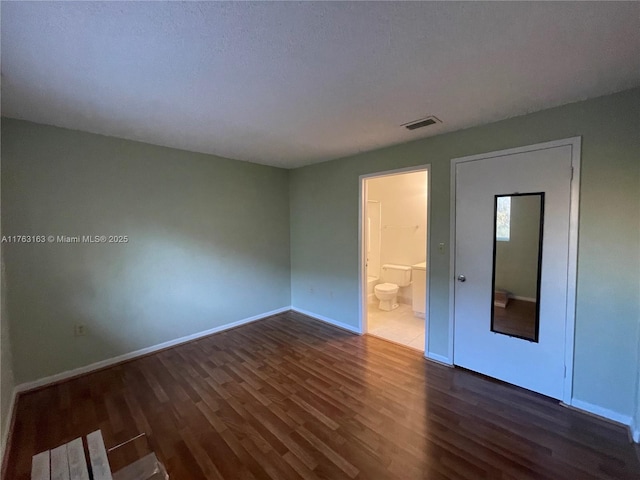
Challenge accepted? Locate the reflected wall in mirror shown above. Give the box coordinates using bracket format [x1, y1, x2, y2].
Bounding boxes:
[491, 193, 544, 342]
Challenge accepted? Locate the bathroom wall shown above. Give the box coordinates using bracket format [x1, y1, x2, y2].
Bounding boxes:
[365, 200, 381, 278]
[367, 171, 428, 302]
[2, 119, 292, 384]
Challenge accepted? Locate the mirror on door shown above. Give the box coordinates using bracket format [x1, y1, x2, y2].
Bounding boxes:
[491, 192, 544, 342]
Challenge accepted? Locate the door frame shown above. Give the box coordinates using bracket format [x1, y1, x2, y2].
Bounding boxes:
[448, 137, 581, 404]
[358, 164, 432, 354]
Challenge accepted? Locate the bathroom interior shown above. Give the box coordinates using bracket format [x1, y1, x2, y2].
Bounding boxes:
[364, 169, 428, 351]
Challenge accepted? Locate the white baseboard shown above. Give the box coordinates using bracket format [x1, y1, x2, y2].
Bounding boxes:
[567, 398, 633, 429]
[290, 307, 362, 335]
[425, 352, 453, 366]
[0, 387, 17, 464]
[15, 306, 292, 394]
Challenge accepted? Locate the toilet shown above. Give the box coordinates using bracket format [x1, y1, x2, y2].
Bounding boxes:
[374, 264, 412, 311]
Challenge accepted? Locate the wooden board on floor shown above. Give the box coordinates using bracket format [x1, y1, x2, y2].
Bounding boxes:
[31, 450, 49, 480]
[51, 443, 70, 480]
[67, 437, 90, 480]
[87, 430, 113, 480]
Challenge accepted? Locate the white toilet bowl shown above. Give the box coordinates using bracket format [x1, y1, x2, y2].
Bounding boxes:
[374, 282, 399, 311]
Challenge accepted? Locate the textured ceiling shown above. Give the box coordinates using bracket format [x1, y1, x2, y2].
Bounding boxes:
[2, 2, 639, 168]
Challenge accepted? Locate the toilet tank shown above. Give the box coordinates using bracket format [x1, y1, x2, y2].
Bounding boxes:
[381, 264, 412, 287]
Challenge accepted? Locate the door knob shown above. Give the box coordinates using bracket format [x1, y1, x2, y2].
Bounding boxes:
[457, 275, 466, 282]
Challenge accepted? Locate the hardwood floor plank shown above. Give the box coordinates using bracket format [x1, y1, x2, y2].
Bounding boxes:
[5, 312, 640, 480]
[178, 428, 226, 480]
[295, 426, 358, 478]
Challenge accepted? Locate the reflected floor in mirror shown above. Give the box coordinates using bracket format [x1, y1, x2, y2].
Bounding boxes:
[493, 299, 537, 340]
[367, 303, 425, 351]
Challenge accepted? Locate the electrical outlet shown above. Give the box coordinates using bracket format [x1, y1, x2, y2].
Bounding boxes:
[438, 242, 446, 254]
[74, 324, 87, 336]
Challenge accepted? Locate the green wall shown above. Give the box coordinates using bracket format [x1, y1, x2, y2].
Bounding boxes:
[2, 119, 291, 384]
[0, 115, 16, 459]
[636, 354, 640, 441]
[290, 88, 640, 418]
[0, 256, 15, 460]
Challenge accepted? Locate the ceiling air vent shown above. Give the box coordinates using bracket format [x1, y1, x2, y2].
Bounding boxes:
[402, 116, 441, 131]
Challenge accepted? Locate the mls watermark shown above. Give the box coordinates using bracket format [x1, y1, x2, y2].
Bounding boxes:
[1, 235, 129, 244]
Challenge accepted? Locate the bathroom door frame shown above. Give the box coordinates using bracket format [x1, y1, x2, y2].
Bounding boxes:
[358, 164, 432, 354]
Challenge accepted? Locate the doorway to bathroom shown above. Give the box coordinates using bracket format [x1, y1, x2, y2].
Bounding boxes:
[359, 166, 430, 352]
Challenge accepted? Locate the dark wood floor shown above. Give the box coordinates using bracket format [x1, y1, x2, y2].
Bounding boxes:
[4, 311, 639, 479]
[493, 299, 537, 340]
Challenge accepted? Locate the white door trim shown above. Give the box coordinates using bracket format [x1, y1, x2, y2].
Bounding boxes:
[358, 164, 432, 354]
[448, 137, 581, 404]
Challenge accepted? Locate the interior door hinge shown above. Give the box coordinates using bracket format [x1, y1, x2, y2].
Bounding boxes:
[570, 166, 574, 181]
[564, 365, 567, 378]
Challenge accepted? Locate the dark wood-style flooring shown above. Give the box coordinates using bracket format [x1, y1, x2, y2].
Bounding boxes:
[493, 299, 537, 340]
[4, 311, 639, 479]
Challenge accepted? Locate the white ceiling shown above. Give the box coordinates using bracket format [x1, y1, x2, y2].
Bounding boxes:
[2, 2, 639, 168]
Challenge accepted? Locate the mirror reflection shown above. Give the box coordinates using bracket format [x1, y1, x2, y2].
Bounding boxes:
[491, 193, 544, 342]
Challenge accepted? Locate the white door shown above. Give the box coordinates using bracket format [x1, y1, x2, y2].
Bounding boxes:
[453, 140, 579, 400]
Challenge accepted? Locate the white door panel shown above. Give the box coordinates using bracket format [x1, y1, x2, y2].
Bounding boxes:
[453, 145, 573, 400]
